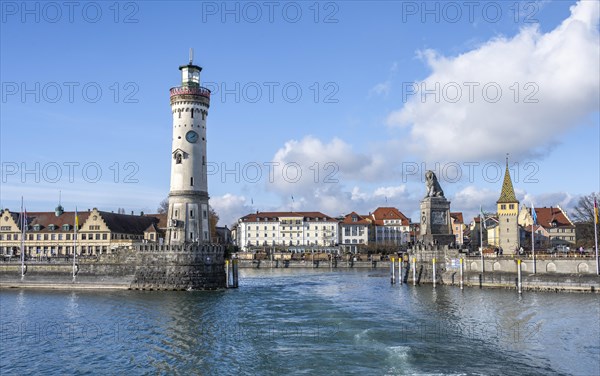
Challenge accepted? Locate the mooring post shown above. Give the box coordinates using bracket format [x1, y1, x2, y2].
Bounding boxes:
[225, 259, 230, 288]
[432, 258, 436, 288]
[459, 258, 464, 290]
[390, 258, 395, 284]
[412, 257, 417, 286]
[233, 259, 239, 288]
[399, 256, 403, 285]
[517, 259, 522, 294]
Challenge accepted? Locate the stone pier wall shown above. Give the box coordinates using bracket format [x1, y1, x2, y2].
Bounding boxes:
[131, 244, 225, 290]
[408, 245, 600, 292]
[0, 244, 226, 290]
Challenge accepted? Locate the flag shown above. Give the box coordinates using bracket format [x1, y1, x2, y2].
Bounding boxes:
[531, 203, 537, 225]
[480, 206, 486, 229]
[75, 207, 79, 228]
[594, 197, 599, 224]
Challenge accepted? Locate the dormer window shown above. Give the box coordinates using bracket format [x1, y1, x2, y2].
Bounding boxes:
[48, 224, 56, 231]
[33, 224, 41, 231]
[62, 224, 70, 231]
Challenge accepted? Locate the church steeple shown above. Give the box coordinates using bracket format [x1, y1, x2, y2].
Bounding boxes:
[497, 155, 518, 204]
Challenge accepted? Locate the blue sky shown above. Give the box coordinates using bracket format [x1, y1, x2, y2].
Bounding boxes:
[1, 0, 598, 226]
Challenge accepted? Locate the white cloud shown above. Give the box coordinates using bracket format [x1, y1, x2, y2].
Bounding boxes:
[369, 81, 392, 97]
[268, 136, 390, 195]
[369, 62, 399, 98]
[387, 0, 600, 161]
[521, 190, 576, 211]
[451, 185, 500, 222]
[210, 193, 253, 227]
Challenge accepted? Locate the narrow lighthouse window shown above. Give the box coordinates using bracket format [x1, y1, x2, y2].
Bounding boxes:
[191, 177, 194, 186]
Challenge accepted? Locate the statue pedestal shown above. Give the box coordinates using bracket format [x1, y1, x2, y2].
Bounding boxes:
[419, 197, 455, 246]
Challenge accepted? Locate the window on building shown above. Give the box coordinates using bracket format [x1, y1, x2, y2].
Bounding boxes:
[43, 234, 48, 240]
[102, 233, 107, 240]
[509, 204, 514, 209]
[51, 234, 56, 240]
[191, 177, 194, 186]
[66, 234, 71, 240]
[190, 210, 194, 219]
[501, 204, 506, 210]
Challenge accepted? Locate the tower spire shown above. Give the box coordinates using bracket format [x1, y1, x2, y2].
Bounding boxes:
[189, 48, 193, 65]
[497, 154, 517, 203]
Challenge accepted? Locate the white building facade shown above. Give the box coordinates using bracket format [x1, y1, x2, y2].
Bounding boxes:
[237, 212, 339, 251]
[371, 207, 411, 245]
[339, 212, 372, 253]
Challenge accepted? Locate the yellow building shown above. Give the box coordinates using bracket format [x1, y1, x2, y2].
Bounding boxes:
[0, 207, 166, 257]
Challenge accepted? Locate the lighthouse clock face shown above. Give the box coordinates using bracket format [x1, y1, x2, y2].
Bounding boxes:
[185, 131, 199, 143]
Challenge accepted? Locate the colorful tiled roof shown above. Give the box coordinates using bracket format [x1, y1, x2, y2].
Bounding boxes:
[497, 162, 518, 203]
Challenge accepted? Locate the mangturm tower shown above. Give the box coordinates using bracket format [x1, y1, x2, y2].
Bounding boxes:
[166, 50, 211, 244]
[497, 156, 520, 254]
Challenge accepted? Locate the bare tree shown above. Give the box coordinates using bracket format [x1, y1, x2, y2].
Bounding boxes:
[209, 206, 219, 241]
[571, 192, 599, 223]
[571, 192, 599, 248]
[157, 197, 169, 214]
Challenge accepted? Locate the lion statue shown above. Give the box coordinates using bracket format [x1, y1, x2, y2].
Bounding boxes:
[425, 170, 444, 198]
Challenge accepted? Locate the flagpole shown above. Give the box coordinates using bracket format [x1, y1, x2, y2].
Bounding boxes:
[20, 197, 25, 278]
[73, 207, 78, 279]
[531, 223, 536, 274]
[480, 211, 484, 273]
[594, 198, 599, 275]
[531, 204, 536, 274]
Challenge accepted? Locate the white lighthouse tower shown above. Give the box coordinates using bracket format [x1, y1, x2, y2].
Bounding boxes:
[166, 49, 211, 244]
